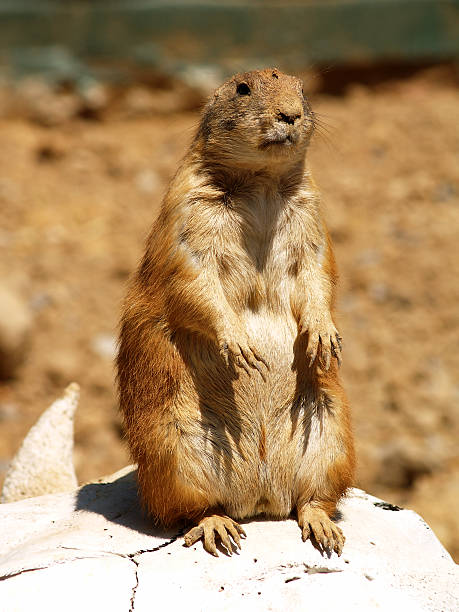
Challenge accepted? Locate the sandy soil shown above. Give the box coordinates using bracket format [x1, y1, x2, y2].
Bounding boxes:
[0, 66, 458, 559]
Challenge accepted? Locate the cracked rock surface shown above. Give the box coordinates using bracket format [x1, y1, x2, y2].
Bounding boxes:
[1, 468, 458, 611]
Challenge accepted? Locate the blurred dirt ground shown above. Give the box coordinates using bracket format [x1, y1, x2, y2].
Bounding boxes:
[0, 65, 458, 560]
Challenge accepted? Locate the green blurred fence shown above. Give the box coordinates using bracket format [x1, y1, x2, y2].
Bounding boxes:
[1, 1, 458, 82]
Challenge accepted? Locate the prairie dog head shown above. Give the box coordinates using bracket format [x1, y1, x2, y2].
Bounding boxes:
[197, 69, 313, 172]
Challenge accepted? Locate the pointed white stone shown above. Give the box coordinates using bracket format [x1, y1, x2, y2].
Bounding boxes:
[1, 383, 79, 503]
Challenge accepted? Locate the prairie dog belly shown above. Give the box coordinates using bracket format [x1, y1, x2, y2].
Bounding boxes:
[177, 311, 313, 520]
[243, 309, 297, 370]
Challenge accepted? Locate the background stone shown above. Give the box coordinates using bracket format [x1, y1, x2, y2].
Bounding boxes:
[1, 383, 79, 503]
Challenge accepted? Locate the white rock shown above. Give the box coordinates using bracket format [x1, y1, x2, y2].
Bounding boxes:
[2, 557, 135, 612]
[0, 467, 457, 612]
[179, 64, 223, 96]
[1, 383, 79, 503]
[90, 333, 117, 360]
[134, 169, 160, 194]
[80, 81, 109, 112]
[15, 78, 80, 126]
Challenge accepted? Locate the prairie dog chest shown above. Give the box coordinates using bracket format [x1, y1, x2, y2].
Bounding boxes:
[183, 192, 311, 309]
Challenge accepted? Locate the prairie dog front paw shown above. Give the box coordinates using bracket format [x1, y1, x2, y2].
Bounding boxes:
[299, 313, 342, 369]
[217, 320, 269, 378]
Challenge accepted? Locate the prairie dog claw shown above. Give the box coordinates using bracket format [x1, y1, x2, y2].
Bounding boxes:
[297, 506, 345, 556]
[184, 515, 246, 557]
[299, 315, 342, 369]
[218, 324, 269, 379]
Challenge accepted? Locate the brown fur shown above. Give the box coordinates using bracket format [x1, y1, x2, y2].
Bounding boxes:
[117, 69, 355, 552]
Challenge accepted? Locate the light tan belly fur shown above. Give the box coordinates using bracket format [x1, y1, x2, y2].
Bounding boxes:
[174, 311, 320, 519]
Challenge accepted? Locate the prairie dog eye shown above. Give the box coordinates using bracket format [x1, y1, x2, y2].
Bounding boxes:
[236, 82, 251, 96]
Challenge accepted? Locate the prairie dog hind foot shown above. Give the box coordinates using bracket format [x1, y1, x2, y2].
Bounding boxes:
[184, 514, 246, 557]
[297, 505, 345, 556]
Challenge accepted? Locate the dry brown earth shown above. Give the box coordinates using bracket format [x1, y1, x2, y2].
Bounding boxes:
[0, 66, 458, 559]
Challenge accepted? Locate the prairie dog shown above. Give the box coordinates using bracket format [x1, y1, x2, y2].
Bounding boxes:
[117, 68, 355, 556]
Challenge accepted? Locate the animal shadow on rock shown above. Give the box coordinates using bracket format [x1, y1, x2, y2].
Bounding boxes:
[75, 469, 178, 539]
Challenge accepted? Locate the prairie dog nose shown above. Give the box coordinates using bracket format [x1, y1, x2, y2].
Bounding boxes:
[276, 100, 303, 125]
